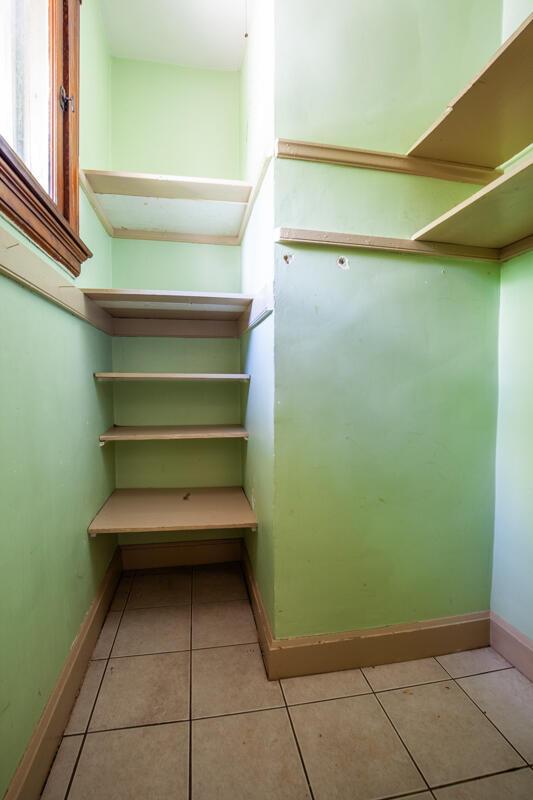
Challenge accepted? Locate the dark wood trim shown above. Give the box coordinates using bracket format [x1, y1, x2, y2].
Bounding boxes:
[0, 135, 91, 276]
[60, 0, 81, 230]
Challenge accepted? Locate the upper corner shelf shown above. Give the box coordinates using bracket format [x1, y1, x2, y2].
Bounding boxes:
[408, 14, 533, 168]
[80, 288, 256, 337]
[81, 169, 253, 245]
[413, 155, 533, 249]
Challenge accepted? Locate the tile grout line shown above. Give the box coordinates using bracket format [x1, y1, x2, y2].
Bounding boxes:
[63, 574, 136, 800]
[446, 671, 529, 767]
[372, 689, 432, 794]
[188, 567, 195, 800]
[279, 682, 316, 800]
[99, 639, 259, 662]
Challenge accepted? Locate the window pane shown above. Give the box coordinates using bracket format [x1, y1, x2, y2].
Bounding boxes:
[0, 0, 50, 193]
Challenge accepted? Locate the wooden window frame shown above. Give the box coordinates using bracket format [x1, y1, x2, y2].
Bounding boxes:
[0, 0, 91, 276]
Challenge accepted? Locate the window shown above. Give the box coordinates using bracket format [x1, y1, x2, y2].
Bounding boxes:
[0, 0, 90, 276]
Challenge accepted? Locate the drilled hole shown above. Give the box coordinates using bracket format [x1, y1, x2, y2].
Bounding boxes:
[337, 256, 349, 270]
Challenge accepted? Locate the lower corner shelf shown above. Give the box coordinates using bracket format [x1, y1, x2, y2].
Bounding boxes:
[99, 425, 248, 442]
[88, 486, 257, 536]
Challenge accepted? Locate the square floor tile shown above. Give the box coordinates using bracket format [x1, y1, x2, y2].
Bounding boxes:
[91, 612, 121, 660]
[281, 668, 370, 705]
[436, 647, 510, 678]
[111, 605, 190, 657]
[109, 577, 132, 612]
[362, 658, 449, 692]
[41, 735, 83, 799]
[192, 708, 310, 799]
[290, 694, 425, 799]
[192, 643, 283, 718]
[458, 668, 533, 762]
[192, 600, 258, 649]
[65, 661, 106, 735]
[192, 562, 247, 604]
[69, 723, 188, 799]
[127, 571, 191, 609]
[378, 680, 524, 786]
[89, 652, 189, 731]
[433, 767, 533, 799]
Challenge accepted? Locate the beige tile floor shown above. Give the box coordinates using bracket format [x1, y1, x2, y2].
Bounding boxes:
[41, 563, 533, 800]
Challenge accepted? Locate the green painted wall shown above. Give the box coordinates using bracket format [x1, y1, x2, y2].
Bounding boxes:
[275, 160, 481, 238]
[240, 0, 274, 182]
[0, 275, 115, 797]
[501, 0, 533, 38]
[111, 239, 240, 292]
[272, 246, 499, 638]
[111, 57, 241, 179]
[492, 251, 533, 640]
[80, 0, 112, 170]
[266, 0, 503, 639]
[275, 0, 502, 152]
[78, 0, 113, 288]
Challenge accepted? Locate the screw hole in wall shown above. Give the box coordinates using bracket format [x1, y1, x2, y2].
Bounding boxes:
[283, 253, 295, 265]
[337, 256, 349, 270]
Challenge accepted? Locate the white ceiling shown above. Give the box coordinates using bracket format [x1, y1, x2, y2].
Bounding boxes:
[101, 0, 247, 71]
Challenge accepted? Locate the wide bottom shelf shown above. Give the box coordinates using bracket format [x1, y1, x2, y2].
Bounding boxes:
[88, 487, 257, 536]
[99, 425, 248, 442]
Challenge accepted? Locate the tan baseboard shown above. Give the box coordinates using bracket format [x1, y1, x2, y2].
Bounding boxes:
[491, 612, 533, 682]
[120, 537, 243, 571]
[242, 551, 489, 679]
[4, 549, 121, 800]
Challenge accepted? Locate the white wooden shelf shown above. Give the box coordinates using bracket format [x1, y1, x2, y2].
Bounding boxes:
[94, 372, 250, 382]
[408, 14, 533, 168]
[78, 288, 265, 338]
[99, 425, 248, 442]
[81, 169, 252, 245]
[81, 288, 253, 320]
[413, 155, 533, 249]
[88, 487, 257, 536]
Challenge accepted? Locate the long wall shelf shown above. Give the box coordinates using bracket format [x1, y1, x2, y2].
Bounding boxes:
[99, 425, 248, 442]
[77, 288, 272, 339]
[88, 487, 257, 536]
[408, 14, 533, 168]
[413, 156, 533, 249]
[94, 372, 250, 382]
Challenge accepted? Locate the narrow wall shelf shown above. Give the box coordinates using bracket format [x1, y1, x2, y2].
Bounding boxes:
[81, 169, 252, 245]
[413, 156, 533, 249]
[99, 425, 248, 442]
[408, 14, 533, 168]
[88, 487, 257, 536]
[94, 372, 250, 382]
[78, 288, 264, 338]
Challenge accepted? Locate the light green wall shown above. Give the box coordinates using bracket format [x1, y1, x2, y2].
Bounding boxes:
[275, 0, 502, 152]
[501, 0, 532, 38]
[111, 239, 240, 292]
[78, 0, 113, 288]
[0, 274, 115, 797]
[80, 0, 112, 170]
[275, 160, 481, 238]
[266, 0, 504, 639]
[240, 0, 274, 182]
[272, 246, 499, 637]
[492, 251, 533, 640]
[111, 58, 241, 179]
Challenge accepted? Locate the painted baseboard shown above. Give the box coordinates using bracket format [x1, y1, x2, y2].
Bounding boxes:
[4, 549, 121, 800]
[491, 612, 533, 682]
[242, 551, 490, 680]
[120, 537, 243, 571]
